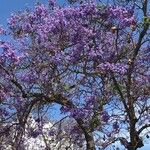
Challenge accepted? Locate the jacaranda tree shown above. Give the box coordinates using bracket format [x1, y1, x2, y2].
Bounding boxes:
[0, 0, 150, 149]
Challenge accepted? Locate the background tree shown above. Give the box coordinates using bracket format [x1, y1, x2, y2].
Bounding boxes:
[0, 0, 150, 149]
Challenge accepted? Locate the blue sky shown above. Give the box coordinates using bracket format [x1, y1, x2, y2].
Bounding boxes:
[0, 0, 48, 26]
[0, 1, 149, 149]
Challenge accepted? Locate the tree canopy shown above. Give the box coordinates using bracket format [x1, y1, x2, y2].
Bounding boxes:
[0, 0, 150, 149]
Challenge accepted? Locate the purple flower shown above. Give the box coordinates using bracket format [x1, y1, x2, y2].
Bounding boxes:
[62, 107, 92, 119]
[30, 130, 41, 138]
[60, 106, 70, 114]
[23, 23, 32, 32]
[98, 62, 127, 74]
[0, 108, 9, 116]
[35, 4, 48, 17]
[107, 5, 136, 28]
[49, 0, 56, 7]
[85, 96, 96, 108]
[113, 122, 119, 130]
[35, 118, 41, 123]
[102, 111, 110, 122]
[0, 26, 5, 34]
[48, 130, 55, 136]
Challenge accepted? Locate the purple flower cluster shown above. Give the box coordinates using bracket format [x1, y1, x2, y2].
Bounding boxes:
[71, 108, 92, 119]
[101, 111, 110, 123]
[30, 130, 41, 138]
[107, 6, 136, 28]
[85, 96, 96, 108]
[0, 90, 7, 101]
[0, 41, 19, 64]
[113, 122, 119, 130]
[61, 106, 92, 120]
[35, 4, 48, 17]
[6, 2, 136, 69]
[0, 26, 5, 34]
[98, 62, 127, 74]
[48, 129, 56, 136]
[0, 108, 9, 117]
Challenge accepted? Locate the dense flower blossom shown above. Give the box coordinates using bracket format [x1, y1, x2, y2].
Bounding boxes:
[6, 2, 136, 71]
[0, 41, 19, 64]
[107, 6, 136, 28]
[85, 96, 96, 108]
[98, 62, 128, 74]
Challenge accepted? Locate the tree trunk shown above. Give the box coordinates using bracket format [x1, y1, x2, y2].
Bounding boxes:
[76, 119, 96, 150]
[84, 131, 95, 150]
